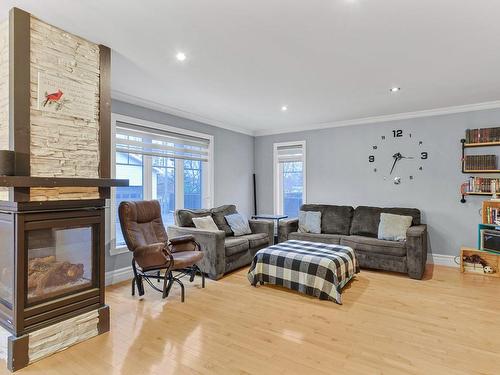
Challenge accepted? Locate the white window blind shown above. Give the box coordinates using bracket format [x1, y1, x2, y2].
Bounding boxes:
[116, 122, 210, 162]
[276, 143, 305, 163]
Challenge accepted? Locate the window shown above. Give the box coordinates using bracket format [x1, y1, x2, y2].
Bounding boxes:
[274, 141, 306, 218]
[111, 114, 214, 254]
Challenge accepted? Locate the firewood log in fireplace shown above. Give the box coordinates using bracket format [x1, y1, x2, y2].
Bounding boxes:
[28, 256, 84, 296]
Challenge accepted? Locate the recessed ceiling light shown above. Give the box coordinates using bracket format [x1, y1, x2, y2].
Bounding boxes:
[390, 87, 401, 92]
[176, 52, 187, 61]
[281, 105, 288, 112]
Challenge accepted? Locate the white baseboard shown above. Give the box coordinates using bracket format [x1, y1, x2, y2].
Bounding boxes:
[105, 266, 134, 286]
[104, 253, 458, 286]
[427, 253, 459, 268]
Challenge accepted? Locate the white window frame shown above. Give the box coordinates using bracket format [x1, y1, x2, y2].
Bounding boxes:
[110, 113, 214, 255]
[273, 141, 307, 216]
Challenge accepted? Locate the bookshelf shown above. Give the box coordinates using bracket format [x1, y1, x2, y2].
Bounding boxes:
[482, 200, 500, 224]
[460, 135, 500, 202]
[463, 169, 500, 173]
[464, 141, 500, 148]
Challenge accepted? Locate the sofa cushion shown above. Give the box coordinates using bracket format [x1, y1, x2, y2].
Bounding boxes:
[211, 205, 237, 236]
[383, 207, 421, 226]
[240, 233, 269, 248]
[289, 232, 341, 245]
[300, 204, 354, 235]
[350, 206, 421, 237]
[176, 209, 211, 227]
[350, 206, 382, 237]
[340, 235, 406, 257]
[224, 237, 249, 257]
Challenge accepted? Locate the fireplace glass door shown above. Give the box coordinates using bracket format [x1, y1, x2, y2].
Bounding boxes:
[26, 225, 95, 305]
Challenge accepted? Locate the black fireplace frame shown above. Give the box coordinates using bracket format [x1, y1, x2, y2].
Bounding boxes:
[0, 200, 108, 337]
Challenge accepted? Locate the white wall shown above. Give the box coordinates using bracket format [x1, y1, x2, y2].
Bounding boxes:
[254, 108, 500, 257]
[106, 100, 254, 272]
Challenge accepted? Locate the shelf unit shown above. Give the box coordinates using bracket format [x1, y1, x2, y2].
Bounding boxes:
[460, 247, 500, 277]
[463, 192, 493, 197]
[463, 169, 500, 173]
[460, 138, 500, 203]
[463, 141, 500, 148]
[481, 200, 500, 224]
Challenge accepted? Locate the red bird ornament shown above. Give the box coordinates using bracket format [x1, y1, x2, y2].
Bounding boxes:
[43, 89, 64, 107]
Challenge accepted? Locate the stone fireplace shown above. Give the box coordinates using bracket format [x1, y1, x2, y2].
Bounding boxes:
[0, 7, 127, 372]
[0, 200, 108, 347]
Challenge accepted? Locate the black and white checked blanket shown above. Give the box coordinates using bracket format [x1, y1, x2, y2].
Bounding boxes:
[247, 240, 359, 304]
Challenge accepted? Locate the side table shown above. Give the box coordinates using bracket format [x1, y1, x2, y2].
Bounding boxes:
[252, 214, 288, 244]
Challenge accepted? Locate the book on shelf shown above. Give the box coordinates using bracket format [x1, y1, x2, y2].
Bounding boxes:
[466, 127, 500, 144]
[464, 177, 500, 194]
[484, 207, 500, 224]
[463, 155, 497, 170]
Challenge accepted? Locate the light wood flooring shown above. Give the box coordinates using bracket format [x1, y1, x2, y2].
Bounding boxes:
[3, 265, 500, 375]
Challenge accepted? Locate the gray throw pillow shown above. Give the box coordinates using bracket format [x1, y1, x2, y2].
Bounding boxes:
[298, 210, 322, 234]
[224, 213, 252, 236]
[378, 213, 413, 241]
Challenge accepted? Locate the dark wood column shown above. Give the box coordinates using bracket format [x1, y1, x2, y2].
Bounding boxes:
[9, 7, 31, 201]
[98, 45, 111, 199]
[99, 45, 111, 179]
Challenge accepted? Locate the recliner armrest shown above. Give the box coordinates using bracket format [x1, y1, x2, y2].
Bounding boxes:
[169, 234, 196, 245]
[134, 243, 171, 270]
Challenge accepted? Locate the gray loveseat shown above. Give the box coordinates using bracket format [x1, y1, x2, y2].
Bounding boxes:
[167, 205, 274, 280]
[279, 204, 428, 280]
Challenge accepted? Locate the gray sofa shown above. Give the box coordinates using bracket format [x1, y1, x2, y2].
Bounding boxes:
[167, 205, 274, 280]
[279, 204, 428, 280]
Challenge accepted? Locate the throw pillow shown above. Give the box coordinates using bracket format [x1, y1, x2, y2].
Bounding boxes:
[224, 213, 252, 236]
[298, 210, 322, 234]
[192, 216, 219, 231]
[211, 205, 237, 236]
[176, 208, 212, 227]
[378, 213, 413, 241]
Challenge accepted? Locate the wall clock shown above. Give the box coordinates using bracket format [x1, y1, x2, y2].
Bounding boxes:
[368, 129, 429, 184]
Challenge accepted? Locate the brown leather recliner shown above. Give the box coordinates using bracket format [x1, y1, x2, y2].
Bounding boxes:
[118, 200, 204, 301]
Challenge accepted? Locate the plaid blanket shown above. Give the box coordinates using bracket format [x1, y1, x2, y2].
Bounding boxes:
[247, 240, 359, 304]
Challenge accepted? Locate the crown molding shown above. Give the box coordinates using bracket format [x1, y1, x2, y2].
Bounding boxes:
[111, 92, 500, 138]
[253, 100, 500, 136]
[111, 90, 254, 136]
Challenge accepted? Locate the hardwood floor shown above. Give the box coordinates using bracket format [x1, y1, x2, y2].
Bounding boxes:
[3, 265, 500, 375]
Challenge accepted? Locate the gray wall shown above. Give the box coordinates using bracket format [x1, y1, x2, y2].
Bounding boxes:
[106, 100, 254, 272]
[254, 108, 500, 257]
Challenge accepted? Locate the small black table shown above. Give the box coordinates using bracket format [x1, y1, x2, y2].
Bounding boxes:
[251, 214, 288, 244]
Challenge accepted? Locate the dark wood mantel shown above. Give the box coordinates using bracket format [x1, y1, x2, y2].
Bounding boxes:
[0, 176, 128, 188]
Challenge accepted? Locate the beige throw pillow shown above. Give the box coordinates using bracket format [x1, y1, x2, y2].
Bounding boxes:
[298, 211, 322, 234]
[192, 216, 219, 231]
[378, 213, 413, 241]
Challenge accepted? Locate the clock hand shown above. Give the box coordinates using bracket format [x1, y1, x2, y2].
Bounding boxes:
[399, 154, 414, 159]
[390, 157, 399, 175]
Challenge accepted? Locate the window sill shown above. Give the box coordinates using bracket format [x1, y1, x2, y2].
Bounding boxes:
[110, 245, 129, 256]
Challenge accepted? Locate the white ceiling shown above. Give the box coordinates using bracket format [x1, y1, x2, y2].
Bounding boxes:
[2, 0, 500, 135]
